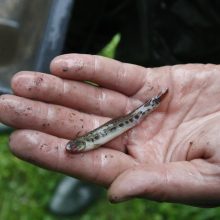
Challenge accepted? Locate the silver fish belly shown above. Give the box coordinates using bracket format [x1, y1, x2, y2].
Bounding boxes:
[66, 88, 168, 153]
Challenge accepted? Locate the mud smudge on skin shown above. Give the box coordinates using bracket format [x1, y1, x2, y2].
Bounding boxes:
[62, 66, 69, 72]
[34, 77, 43, 87]
[69, 112, 77, 122]
[104, 154, 114, 159]
[189, 141, 193, 146]
[39, 144, 51, 152]
[42, 123, 50, 128]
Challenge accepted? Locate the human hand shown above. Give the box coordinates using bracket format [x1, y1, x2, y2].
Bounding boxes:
[1, 54, 220, 207]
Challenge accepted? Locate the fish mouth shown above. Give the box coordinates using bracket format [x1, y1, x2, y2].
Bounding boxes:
[65, 141, 80, 153]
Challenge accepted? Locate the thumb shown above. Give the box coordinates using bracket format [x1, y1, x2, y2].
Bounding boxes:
[108, 161, 220, 207]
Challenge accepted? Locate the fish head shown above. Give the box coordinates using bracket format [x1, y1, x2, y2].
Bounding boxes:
[66, 139, 87, 153]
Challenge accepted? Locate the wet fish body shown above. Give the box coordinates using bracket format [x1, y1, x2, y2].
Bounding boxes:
[66, 89, 168, 153]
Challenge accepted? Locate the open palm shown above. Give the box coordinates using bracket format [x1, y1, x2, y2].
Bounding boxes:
[1, 54, 220, 207]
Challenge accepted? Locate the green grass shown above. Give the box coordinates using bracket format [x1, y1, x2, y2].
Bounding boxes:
[99, 34, 121, 58]
[1, 35, 220, 219]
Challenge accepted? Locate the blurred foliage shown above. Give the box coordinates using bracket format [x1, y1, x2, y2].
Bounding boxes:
[1, 35, 220, 219]
[99, 34, 120, 58]
[0, 134, 61, 219]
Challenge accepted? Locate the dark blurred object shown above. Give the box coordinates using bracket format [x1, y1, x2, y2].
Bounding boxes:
[0, 17, 19, 66]
[0, 123, 12, 133]
[0, 87, 11, 95]
[0, 0, 73, 132]
[65, 0, 220, 67]
[49, 177, 101, 216]
[0, 0, 73, 91]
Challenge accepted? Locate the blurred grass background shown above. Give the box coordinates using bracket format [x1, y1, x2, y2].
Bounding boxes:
[1, 35, 220, 219]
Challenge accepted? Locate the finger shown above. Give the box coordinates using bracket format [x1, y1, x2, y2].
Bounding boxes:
[50, 54, 146, 96]
[11, 71, 132, 118]
[0, 95, 126, 151]
[9, 130, 136, 186]
[108, 161, 220, 207]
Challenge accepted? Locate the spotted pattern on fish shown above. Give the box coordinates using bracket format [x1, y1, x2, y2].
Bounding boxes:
[66, 89, 168, 153]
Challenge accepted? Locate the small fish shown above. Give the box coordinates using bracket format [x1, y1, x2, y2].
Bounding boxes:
[66, 88, 168, 153]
